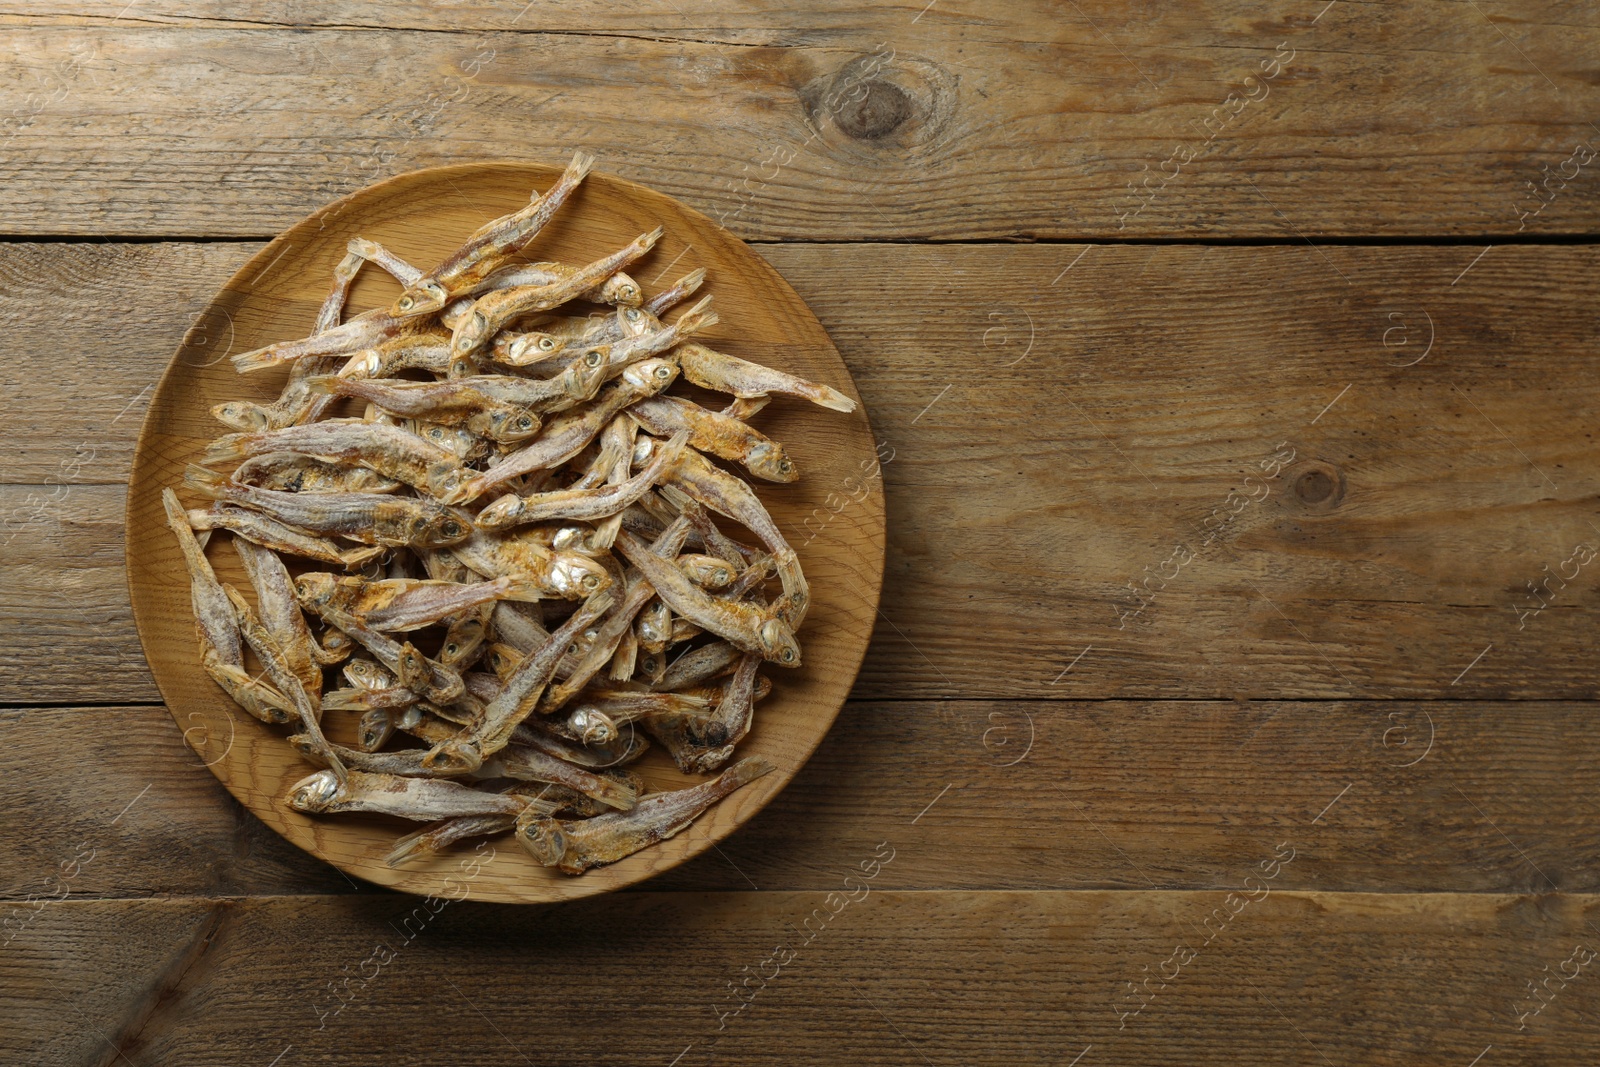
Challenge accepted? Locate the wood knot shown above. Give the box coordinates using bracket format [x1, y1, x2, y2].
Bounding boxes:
[834, 79, 912, 140]
[1287, 460, 1346, 513]
[800, 51, 954, 153]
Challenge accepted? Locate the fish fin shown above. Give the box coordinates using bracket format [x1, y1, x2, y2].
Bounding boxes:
[657, 484, 693, 513]
[383, 827, 435, 868]
[320, 688, 366, 712]
[807, 385, 857, 413]
[501, 580, 546, 604]
[721, 756, 775, 788]
[183, 464, 230, 500]
[566, 149, 596, 183]
[675, 295, 718, 336]
[675, 267, 707, 295]
[339, 545, 387, 571]
[201, 434, 248, 465]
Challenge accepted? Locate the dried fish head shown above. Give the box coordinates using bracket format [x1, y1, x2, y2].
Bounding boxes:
[212, 401, 270, 432]
[596, 271, 642, 307]
[506, 331, 565, 365]
[454, 310, 492, 353]
[568, 705, 618, 746]
[466, 406, 541, 444]
[547, 553, 611, 598]
[394, 280, 449, 317]
[425, 463, 476, 502]
[559, 346, 609, 400]
[757, 616, 802, 667]
[475, 494, 527, 531]
[745, 441, 798, 483]
[288, 770, 342, 813]
[294, 571, 339, 606]
[343, 657, 393, 689]
[402, 506, 475, 548]
[358, 708, 395, 751]
[618, 305, 653, 337]
[550, 526, 591, 552]
[622, 358, 679, 393]
[514, 809, 569, 867]
[339, 350, 382, 378]
[677, 554, 735, 590]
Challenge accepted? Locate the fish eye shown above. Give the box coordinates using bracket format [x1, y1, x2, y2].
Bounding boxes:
[444, 642, 459, 656]
[782, 648, 796, 663]
[567, 642, 579, 655]
[584, 351, 602, 367]
[398, 296, 414, 310]
[441, 520, 463, 536]
[429, 427, 444, 439]
[779, 459, 794, 473]
[625, 308, 641, 321]
[581, 574, 600, 590]
[654, 366, 671, 379]
[714, 569, 728, 584]
[517, 414, 535, 429]
[539, 337, 556, 352]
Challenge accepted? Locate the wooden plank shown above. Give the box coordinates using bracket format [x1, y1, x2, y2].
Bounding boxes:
[5, 701, 1598, 896]
[0, 485, 157, 704]
[0, 707, 354, 900]
[8, 242, 1600, 700]
[0, 242, 256, 486]
[0, 11, 1597, 239]
[3, 891, 1596, 1065]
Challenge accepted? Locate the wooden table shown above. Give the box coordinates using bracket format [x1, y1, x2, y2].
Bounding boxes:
[4, 3, 1599, 1063]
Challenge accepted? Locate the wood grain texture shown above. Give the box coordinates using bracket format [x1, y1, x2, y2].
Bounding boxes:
[1, 8, 1598, 239]
[124, 163, 884, 902]
[4, 891, 1596, 1065]
[5, 701, 1599, 897]
[0, 485, 157, 703]
[9, 242, 1600, 702]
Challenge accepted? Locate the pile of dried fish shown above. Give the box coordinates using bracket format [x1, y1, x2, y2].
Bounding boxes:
[163, 151, 856, 876]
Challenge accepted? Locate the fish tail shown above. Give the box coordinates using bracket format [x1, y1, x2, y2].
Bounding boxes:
[183, 464, 233, 501]
[676, 295, 718, 335]
[805, 384, 857, 413]
[383, 827, 437, 868]
[676, 267, 707, 295]
[566, 149, 596, 183]
[657, 484, 693, 512]
[641, 225, 666, 250]
[201, 434, 249, 464]
[657, 429, 692, 467]
[720, 756, 775, 790]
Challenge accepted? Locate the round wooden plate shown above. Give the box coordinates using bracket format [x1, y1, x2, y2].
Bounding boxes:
[125, 162, 885, 903]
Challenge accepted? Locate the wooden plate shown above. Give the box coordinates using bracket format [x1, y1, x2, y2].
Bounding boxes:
[124, 162, 885, 903]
